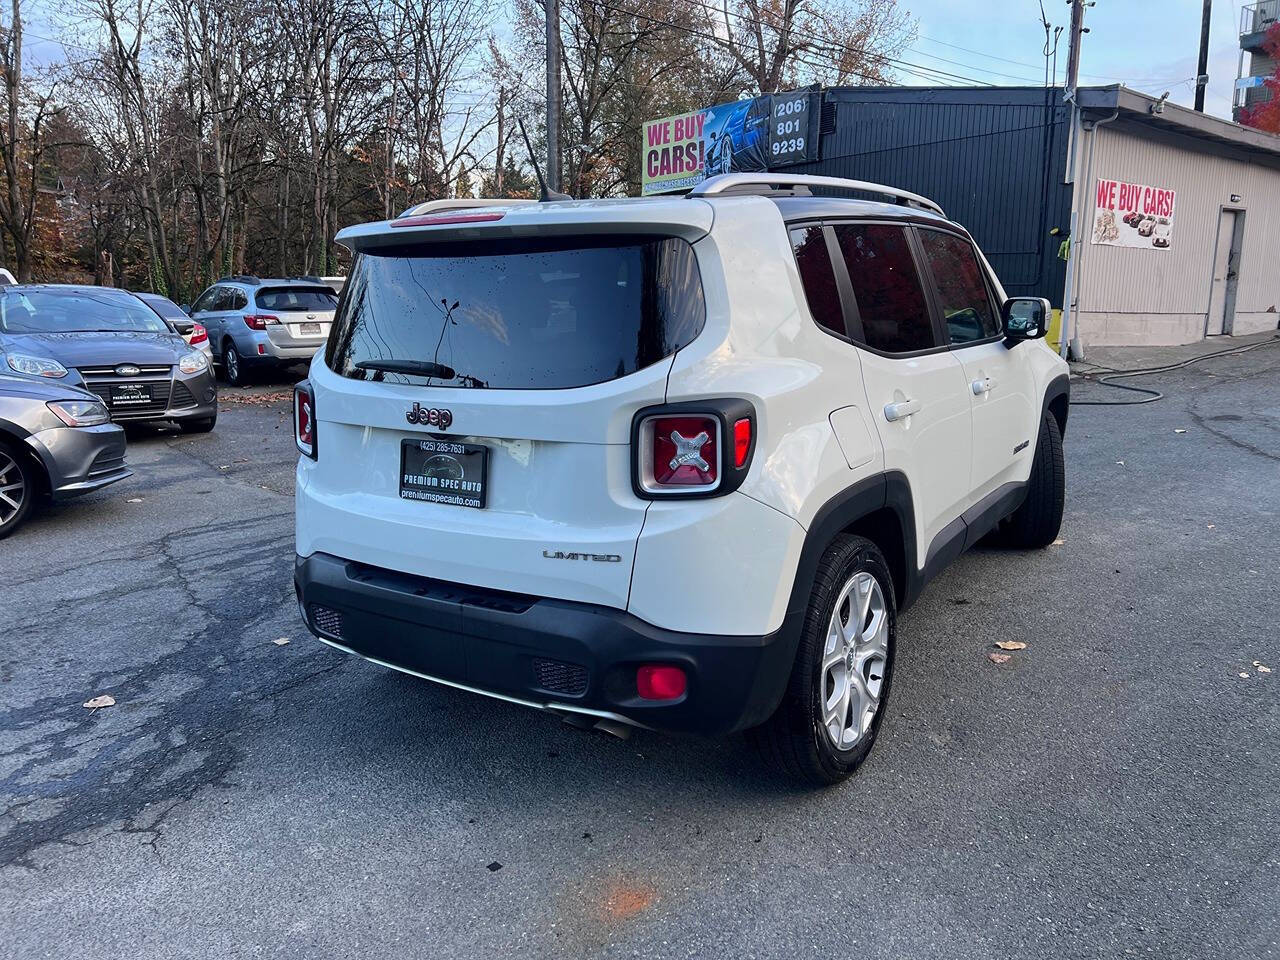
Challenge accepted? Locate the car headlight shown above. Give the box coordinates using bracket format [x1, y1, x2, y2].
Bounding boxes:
[178, 351, 209, 375]
[7, 353, 68, 378]
[47, 399, 111, 427]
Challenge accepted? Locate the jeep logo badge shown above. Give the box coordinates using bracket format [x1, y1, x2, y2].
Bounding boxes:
[406, 402, 453, 430]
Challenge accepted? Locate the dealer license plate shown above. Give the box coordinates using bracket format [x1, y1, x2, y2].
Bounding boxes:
[300, 322, 321, 335]
[110, 383, 151, 406]
[400, 438, 488, 509]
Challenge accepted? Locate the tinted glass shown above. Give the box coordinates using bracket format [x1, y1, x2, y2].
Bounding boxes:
[230, 289, 248, 310]
[328, 235, 705, 390]
[212, 288, 234, 311]
[0, 288, 170, 334]
[920, 230, 1000, 344]
[789, 226, 845, 336]
[834, 224, 934, 354]
[256, 287, 338, 312]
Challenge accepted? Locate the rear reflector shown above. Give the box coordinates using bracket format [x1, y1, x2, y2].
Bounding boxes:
[391, 212, 506, 228]
[637, 665, 687, 701]
[733, 417, 751, 468]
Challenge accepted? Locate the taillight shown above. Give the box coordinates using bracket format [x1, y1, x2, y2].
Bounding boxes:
[294, 381, 316, 458]
[644, 415, 719, 492]
[632, 401, 756, 499]
[189, 323, 208, 346]
[244, 314, 279, 330]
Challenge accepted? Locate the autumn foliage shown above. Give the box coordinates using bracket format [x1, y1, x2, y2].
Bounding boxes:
[1239, 23, 1280, 134]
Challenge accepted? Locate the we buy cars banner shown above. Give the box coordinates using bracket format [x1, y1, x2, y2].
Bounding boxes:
[1091, 176, 1176, 250]
[640, 90, 819, 196]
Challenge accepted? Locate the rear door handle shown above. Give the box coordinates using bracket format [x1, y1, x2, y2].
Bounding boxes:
[971, 377, 995, 396]
[883, 399, 921, 422]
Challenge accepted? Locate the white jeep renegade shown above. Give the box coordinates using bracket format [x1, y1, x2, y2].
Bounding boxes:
[293, 173, 1069, 784]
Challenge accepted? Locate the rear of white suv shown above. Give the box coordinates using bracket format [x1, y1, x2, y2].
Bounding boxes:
[294, 180, 1069, 784]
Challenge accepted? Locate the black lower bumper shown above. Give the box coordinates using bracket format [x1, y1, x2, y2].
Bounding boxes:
[294, 552, 799, 735]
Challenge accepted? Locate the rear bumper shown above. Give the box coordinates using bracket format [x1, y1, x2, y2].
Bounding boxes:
[294, 552, 798, 735]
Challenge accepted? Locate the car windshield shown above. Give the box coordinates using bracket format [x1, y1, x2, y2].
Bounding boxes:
[327, 234, 705, 390]
[0, 289, 171, 334]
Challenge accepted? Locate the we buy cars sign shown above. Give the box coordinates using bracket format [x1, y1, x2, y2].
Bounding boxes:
[1091, 176, 1176, 250]
[642, 112, 707, 196]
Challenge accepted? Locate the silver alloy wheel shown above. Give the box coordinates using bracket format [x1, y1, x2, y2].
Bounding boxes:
[225, 344, 240, 382]
[820, 571, 889, 751]
[0, 449, 26, 528]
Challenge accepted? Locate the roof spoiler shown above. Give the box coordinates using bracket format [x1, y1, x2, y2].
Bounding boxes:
[396, 198, 538, 219]
[689, 174, 946, 218]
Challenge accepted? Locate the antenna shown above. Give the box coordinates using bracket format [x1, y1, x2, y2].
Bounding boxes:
[516, 116, 572, 202]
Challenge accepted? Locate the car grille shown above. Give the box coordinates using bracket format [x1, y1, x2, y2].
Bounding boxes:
[309, 604, 344, 639]
[87, 451, 127, 477]
[170, 380, 197, 408]
[77, 365, 174, 420]
[533, 657, 588, 697]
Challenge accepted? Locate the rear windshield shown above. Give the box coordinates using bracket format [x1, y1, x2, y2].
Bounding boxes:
[326, 235, 705, 390]
[139, 295, 188, 322]
[256, 287, 338, 312]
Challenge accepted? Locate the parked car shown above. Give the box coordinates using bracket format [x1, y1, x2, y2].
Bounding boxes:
[0, 285, 218, 432]
[0, 372, 132, 538]
[135, 291, 215, 364]
[188, 276, 338, 386]
[292, 174, 1069, 785]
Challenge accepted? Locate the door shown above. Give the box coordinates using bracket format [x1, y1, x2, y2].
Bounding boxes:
[1206, 210, 1245, 337]
[829, 222, 973, 565]
[915, 227, 1039, 502]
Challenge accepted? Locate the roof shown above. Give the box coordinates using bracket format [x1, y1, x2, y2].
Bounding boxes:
[771, 195, 953, 228]
[1075, 85, 1280, 168]
[823, 83, 1280, 168]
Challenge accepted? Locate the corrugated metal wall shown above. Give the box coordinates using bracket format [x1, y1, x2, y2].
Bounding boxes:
[790, 87, 1073, 302]
[1074, 120, 1280, 344]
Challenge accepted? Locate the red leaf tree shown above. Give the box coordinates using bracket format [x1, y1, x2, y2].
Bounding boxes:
[1240, 23, 1280, 134]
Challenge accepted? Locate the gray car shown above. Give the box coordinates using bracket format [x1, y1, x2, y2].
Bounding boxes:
[188, 276, 338, 386]
[0, 285, 218, 431]
[0, 373, 132, 538]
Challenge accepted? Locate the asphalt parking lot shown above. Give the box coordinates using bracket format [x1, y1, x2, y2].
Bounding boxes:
[3, 341, 1278, 960]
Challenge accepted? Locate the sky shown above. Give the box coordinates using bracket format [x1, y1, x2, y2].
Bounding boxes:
[903, 0, 1249, 119]
[15, 0, 1257, 122]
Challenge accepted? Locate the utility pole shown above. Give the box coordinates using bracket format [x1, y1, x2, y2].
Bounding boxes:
[1195, 0, 1212, 112]
[1063, 0, 1089, 103]
[545, 0, 561, 192]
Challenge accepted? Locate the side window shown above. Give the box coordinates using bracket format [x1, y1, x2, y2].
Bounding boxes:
[789, 226, 845, 336]
[919, 230, 1000, 344]
[212, 288, 235, 311]
[192, 288, 218, 313]
[833, 223, 935, 354]
[230, 289, 248, 310]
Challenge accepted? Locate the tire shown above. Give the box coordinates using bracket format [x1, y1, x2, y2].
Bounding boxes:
[749, 534, 896, 786]
[995, 412, 1065, 549]
[179, 413, 217, 433]
[0, 441, 35, 540]
[222, 340, 245, 386]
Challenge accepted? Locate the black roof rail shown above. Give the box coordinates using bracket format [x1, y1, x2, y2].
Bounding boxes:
[218, 274, 261, 285]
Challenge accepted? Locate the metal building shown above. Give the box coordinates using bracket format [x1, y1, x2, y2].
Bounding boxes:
[794, 84, 1280, 347]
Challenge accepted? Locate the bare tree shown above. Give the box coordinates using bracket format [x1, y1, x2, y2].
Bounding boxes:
[707, 0, 913, 93]
[0, 0, 66, 280]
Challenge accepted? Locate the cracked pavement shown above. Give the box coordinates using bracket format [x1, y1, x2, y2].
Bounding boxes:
[2, 347, 1278, 959]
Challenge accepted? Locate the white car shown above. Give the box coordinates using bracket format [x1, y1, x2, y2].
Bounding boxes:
[292, 174, 1070, 784]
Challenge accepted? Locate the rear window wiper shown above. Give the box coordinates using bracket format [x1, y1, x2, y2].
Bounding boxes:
[354, 359, 456, 379]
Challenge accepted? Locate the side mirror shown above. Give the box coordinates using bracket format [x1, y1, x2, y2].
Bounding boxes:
[1002, 297, 1050, 345]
